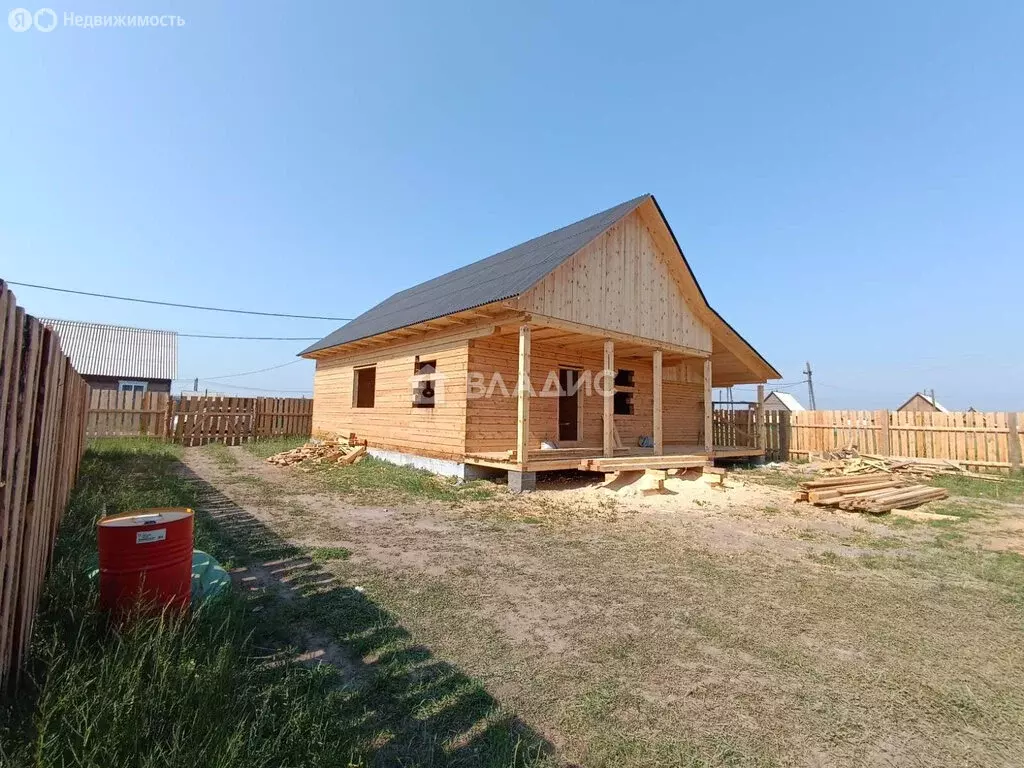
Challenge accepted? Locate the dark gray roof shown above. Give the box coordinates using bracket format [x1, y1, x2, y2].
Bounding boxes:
[301, 194, 651, 355]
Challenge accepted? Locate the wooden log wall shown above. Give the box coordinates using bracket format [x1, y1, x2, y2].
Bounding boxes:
[0, 281, 89, 690]
[85, 393, 312, 445]
[466, 332, 704, 456]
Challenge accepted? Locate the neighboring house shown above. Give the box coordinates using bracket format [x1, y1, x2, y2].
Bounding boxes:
[301, 194, 780, 490]
[896, 392, 948, 413]
[41, 319, 177, 393]
[763, 391, 805, 412]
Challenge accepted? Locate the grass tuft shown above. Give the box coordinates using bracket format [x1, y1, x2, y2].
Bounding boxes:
[310, 457, 497, 504]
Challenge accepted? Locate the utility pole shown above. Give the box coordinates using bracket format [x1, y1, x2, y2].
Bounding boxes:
[193, 377, 198, 392]
[804, 361, 817, 410]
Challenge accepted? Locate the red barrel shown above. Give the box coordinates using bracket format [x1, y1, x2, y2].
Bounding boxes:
[98, 508, 194, 614]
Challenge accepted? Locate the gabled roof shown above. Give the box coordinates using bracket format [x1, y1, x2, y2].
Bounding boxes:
[896, 392, 949, 413]
[765, 391, 805, 411]
[302, 194, 780, 381]
[301, 195, 650, 355]
[41, 318, 177, 380]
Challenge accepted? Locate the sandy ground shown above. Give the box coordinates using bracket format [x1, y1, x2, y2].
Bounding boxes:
[181, 447, 1024, 768]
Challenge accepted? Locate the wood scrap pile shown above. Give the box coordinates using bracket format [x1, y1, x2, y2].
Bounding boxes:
[794, 475, 948, 514]
[266, 438, 367, 467]
[831, 454, 1004, 482]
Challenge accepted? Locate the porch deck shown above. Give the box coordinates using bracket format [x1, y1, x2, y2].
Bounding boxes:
[465, 444, 764, 473]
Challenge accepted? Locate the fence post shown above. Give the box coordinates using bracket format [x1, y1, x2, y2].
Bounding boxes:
[876, 410, 890, 457]
[779, 411, 791, 461]
[1008, 412, 1022, 473]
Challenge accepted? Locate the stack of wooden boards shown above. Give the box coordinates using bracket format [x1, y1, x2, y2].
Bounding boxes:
[266, 439, 366, 467]
[833, 454, 1004, 482]
[795, 475, 948, 514]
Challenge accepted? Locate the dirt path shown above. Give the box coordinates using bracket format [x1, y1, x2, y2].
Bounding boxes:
[181, 446, 1024, 768]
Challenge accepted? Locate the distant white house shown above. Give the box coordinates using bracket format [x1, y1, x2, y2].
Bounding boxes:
[763, 391, 805, 412]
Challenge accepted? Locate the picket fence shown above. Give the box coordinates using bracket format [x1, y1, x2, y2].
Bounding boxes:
[86, 391, 313, 445]
[715, 408, 1024, 472]
[0, 281, 89, 690]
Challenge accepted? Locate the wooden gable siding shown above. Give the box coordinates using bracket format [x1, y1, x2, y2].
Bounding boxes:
[465, 334, 704, 455]
[517, 210, 712, 354]
[312, 341, 469, 459]
[897, 393, 943, 413]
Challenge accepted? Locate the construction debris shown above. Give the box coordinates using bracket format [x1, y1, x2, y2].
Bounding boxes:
[599, 466, 739, 496]
[831, 454, 1005, 482]
[794, 474, 948, 515]
[266, 437, 367, 468]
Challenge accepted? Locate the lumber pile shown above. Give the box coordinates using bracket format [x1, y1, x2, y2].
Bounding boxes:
[266, 438, 367, 467]
[832, 454, 1004, 482]
[794, 475, 948, 514]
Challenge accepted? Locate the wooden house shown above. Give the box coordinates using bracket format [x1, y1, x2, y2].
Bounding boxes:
[41, 318, 177, 394]
[301, 195, 780, 490]
[896, 392, 948, 413]
[763, 391, 805, 412]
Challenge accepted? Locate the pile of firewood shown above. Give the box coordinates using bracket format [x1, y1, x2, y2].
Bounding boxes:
[830, 454, 1004, 482]
[266, 438, 366, 468]
[795, 475, 948, 514]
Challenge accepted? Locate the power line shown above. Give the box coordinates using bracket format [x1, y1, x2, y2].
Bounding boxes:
[9, 280, 354, 321]
[203, 359, 305, 381]
[179, 333, 319, 340]
[196, 380, 311, 394]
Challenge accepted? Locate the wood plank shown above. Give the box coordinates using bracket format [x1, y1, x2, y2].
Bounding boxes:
[516, 325, 531, 463]
[603, 339, 614, 457]
[703, 359, 713, 454]
[653, 350, 663, 455]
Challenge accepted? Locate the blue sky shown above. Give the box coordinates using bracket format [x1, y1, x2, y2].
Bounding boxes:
[2, 1, 1021, 409]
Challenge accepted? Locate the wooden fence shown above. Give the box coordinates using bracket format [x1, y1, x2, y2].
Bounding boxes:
[86, 391, 313, 445]
[715, 407, 1024, 471]
[0, 281, 89, 690]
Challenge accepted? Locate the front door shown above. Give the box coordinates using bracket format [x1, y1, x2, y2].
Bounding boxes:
[558, 368, 579, 442]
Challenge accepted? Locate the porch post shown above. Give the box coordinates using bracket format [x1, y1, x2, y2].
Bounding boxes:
[653, 350, 663, 454]
[516, 325, 531, 464]
[603, 339, 614, 457]
[756, 384, 766, 450]
[703, 358, 713, 455]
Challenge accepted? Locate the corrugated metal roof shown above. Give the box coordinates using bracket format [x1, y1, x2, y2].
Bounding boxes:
[766, 391, 805, 411]
[40, 318, 177, 380]
[300, 194, 651, 355]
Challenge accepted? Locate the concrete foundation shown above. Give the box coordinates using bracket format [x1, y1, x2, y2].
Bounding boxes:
[508, 470, 537, 493]
[367, 447, 465, 479]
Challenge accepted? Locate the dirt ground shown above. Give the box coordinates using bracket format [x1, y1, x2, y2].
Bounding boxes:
[182, 447, 1024, 768]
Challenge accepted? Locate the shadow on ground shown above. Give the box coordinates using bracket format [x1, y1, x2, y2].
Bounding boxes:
[177, 463, 553, 768]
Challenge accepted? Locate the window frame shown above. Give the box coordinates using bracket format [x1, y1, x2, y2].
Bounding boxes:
[352, 365, 376, 408]
[118, 380, 148, 394]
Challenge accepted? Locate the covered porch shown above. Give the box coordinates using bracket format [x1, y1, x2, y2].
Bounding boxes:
[463, 319, 766, 485]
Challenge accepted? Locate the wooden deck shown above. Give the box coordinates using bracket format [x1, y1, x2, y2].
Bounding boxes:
[464, 444, 764, 472]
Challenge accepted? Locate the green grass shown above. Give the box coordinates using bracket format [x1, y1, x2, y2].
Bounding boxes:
[0, 438, 543, 768]
[242, 436, 309, 460]
[0, 438, 358, 767]
[928, 472, 1024, 503]
[310, 546, 352, 563]
[734, 468, 805, 489]
[311, 457, 497, 504]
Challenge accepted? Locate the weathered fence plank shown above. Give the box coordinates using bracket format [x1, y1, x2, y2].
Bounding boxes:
[0, 281, 88, 690]
[85, 393, 312, 443]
